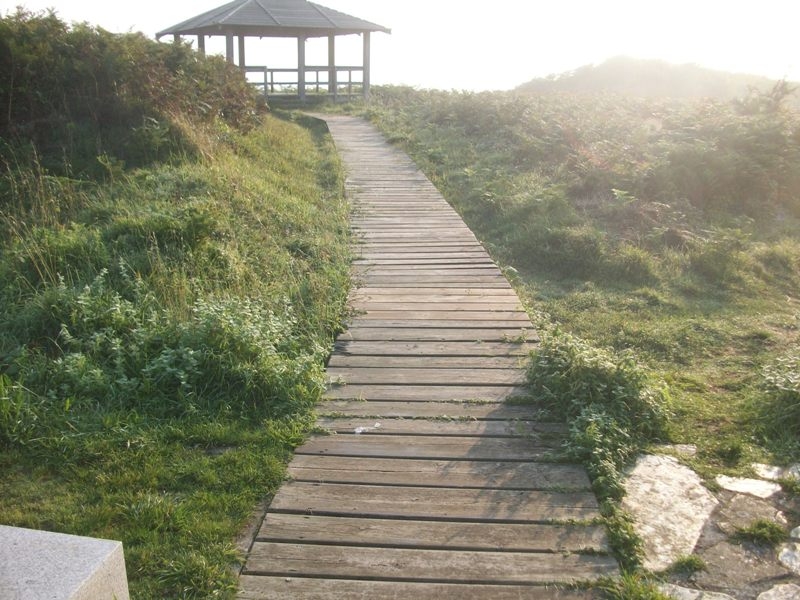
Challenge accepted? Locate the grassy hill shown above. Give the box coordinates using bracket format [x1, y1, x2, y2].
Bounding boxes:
[517, 56, 789, 102]
[0, 10, 350, 598]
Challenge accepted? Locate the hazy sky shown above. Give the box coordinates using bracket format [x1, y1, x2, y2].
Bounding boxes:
[3, 0, 799, 90]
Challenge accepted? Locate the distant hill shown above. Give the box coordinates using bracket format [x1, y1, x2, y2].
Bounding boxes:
[516, 56, 792, 101]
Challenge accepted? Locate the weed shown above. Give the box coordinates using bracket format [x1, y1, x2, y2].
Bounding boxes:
[663, 554, 707, 576]
[734, 519, 786, 546]
[596, 572, 670, 599]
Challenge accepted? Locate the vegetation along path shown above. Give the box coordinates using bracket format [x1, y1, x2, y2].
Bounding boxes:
[238, 116, 619, 598]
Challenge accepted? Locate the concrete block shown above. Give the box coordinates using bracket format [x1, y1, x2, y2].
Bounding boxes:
[0, 525, 129, 600]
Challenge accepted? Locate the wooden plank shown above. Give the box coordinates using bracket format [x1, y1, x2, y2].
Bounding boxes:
[269, 483, 600, 521]
[244, 543, 617, 583]
[324, 384, 527, 402]
[354, 287, 517, 296]
[338, 328, 532, 342]
[239, 576, 598, 600]
[354, 252, 489, 260]
[257, 513, 607, 552]
[287, 456, 587, 490]
[354, 311, 528, 321]
[326, 367, 526, 386]
[318, 400, 534, 419]
[295, 435, 560, 461]
[345, 320, 536, 330]
[327, 355, 525, 369]
[332, 341, 532, 356]
[313, 418, 565, 438]
[350, 301, 524, 310]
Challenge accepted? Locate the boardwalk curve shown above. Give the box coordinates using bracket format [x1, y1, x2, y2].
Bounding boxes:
[238, 116, 618, 598]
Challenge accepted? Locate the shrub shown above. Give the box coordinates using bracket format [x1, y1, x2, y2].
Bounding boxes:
[0, 10, 260, 176]
[527, 331, 670, 498]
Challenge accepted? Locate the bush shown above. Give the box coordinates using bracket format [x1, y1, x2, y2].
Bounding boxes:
[527, 331, 670, 498]
[0, 10, 260, 176]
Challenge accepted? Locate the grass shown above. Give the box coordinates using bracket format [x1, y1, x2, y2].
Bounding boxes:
[734, 519, 787, 546]
[0, 13, 351, 597]
[0, 115, 350, 598]
[338, 85, 800, 575]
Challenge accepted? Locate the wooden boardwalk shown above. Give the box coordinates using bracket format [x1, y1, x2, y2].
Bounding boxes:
[238, 116, 618, 599]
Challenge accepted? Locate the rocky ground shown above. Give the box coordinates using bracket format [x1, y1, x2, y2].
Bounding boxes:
[622, 450, 800, 599]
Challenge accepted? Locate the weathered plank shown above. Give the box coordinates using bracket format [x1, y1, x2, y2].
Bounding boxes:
[238, 576, 598, 600]
[337, 328, 532, 342]
[354, 310, 528, 321]
[353, 287, 518, 296]
[332, 340, 532, 356]
[295, 435, 561, 461]
[244, 543, 617, 583]
[287, 456, 587, 490]
[324, 384, 527, 401]
[257, 513, 607, 552]
[327, 355, 525, 369]
[326, 367, 526, 386]
[313, 418, 564, 437]
[345, 319, 537, 330]
[318, 400, 533, 419]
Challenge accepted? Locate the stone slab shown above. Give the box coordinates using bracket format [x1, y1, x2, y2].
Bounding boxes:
[621, 454, 718, 571]
[758, 584, 800, 600]
[693, 540, 791, 592]
[715, 493, 788, 536]
[779, 542, 800, 575]
[0, 525, 129, 600]
[715, 475, 782, 499]
[752, 463, 800, 482]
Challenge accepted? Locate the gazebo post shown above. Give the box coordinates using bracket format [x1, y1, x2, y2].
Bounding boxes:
[297, 35, 307, 101]
[197, 35, 205, 56]
[225, 34, 234, 64]
[238, 36, 246, 72]
[173, 34, 180, 44]
[362, 31, 371, 100]
[328, 35, 336, 97]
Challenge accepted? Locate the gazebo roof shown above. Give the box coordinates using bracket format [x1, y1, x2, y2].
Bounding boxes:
[156, 0, 391, 39]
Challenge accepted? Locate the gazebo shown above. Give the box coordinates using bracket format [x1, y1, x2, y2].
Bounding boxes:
[156, 0, 390, 101]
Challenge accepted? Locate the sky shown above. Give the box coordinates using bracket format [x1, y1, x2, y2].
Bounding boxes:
[2, 0, 800, 91]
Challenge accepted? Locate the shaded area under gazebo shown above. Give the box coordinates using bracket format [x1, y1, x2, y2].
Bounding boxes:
[157, 0, 390, 101]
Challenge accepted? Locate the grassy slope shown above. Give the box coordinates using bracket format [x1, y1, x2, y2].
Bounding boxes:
[0, 114, 350, 598]
[0, 12, 350, 599]
[355, 86, 800, 470]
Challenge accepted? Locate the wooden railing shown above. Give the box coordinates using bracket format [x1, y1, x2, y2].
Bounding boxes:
[245, 65, 365, 98]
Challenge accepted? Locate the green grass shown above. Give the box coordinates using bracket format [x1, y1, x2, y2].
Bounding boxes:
[0, 115, 350, 598]
[734, 519, 787, 546]
[0, 13, 351, 597]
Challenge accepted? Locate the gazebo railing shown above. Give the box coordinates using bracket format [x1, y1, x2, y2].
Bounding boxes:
[245, 65, 364, 98]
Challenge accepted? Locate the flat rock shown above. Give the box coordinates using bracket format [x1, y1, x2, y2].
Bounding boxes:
[659, 583, 735, 599]
[715, 493, 788, 536]
[791, 526, 800, 541]
[779, 542, 800, 575]
[693, 540, 791, 592]
[621, 454, 718, 571]
[715, 475, 782, 499]
[752, 463, 800, 482]
[758, 584, 800, 599]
